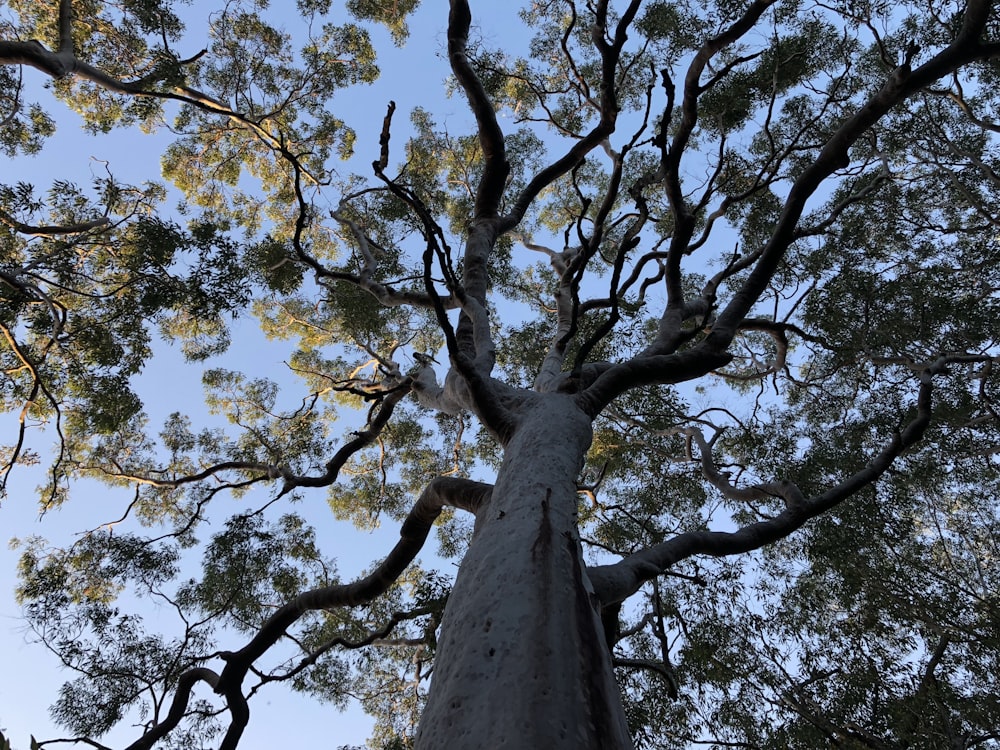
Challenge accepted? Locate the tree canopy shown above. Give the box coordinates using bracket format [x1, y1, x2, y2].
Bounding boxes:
[1, 0, 1000, 748]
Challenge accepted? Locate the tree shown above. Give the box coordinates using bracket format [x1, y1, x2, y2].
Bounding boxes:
[1, 0, 1000, 747]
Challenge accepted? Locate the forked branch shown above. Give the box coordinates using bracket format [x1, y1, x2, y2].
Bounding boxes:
[500, 0, 643, 230]
[708, 0, 1000, 350]
[588, 359, 949, 605]
[214, 475, 489, 686]
[118, 477, 491, 750]
[448, 0, 509, 220]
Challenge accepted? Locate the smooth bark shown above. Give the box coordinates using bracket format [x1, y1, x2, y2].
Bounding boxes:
[416, 393, 633, 750]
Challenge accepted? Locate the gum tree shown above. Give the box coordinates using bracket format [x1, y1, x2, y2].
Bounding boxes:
[2, 0, 1000, 748]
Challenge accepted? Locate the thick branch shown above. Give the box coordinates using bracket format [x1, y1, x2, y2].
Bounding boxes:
[0, 40, 73, 78]
[448, 0, 509, 220]
[708, 3, 1000, 351]
[499, 0, 642, 231]
[214, 476, 492, 695]
[0, 208, 109, 236]
[520, 238, 579, 390]
[367, 112, 515, 436]
[589, 362, 941, 605]
[0, 33, 223, 108]
[578, 346, 734, 418]
[123, 668, 220, 750]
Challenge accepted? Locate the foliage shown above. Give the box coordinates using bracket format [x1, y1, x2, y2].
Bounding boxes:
[0, 729, 40, 750]
[1, 0, 1000, 748]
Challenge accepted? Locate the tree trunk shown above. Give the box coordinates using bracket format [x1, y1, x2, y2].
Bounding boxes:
[416, 393, 634, 749]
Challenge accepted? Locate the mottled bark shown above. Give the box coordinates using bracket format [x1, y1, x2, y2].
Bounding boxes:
[417, 393, 633, 750]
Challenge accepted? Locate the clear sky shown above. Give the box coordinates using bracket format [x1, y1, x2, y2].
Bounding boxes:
[0, 2, 524, 747]
[0, 117, 382, 748]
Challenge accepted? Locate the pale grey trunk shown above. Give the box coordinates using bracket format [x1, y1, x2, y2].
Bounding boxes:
[416, 394, 634, 749]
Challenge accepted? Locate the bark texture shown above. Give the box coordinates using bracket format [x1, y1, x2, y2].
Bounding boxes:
[416, 393, 633, 749]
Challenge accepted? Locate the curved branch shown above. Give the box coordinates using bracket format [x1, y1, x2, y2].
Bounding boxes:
[0, 0, 222, 108]
[0, 208, 110, 236]
[286, 377, 413, 491]
[123, 668, 220, 750]
[448, 0, 509, 220]
[682, 426, 806, 506]
[588, 360, 943, 605]
[499, 0, 642, 231]
[440, 1, 506, 380]
[217, 683, 249, 750]
[214, 476, 492, 695]
[707, 3, 1000, 351]
[0, 319, 67, 504]
[254, 600, 445, 688]
[612, 657, 679, 700]
[81, 379, 413, 531]
[657, 0, 778, 323]
[330, 205, 458, 310]
[0, 34, 223, 108]
[0, 39, 73, 79]
[528, 239, 578, 387]
[36, 738, 111, 750]
[116, 477, 489, 749]
[578, 346, 734, 418]
[88, 459, 279, 490]
[367, 111, 516, 438]
[0, 7, 326, 185]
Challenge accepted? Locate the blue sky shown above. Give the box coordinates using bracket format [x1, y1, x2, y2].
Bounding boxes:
[0, 2, 524, 746]
[0, 131, 381, 746]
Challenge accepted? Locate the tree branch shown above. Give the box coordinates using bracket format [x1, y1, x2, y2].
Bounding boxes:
[707, 4, 1000, 352]
[213, 476, 492, 697]
[253, 601, 445, 688]
[499, 0, 642, 231]
[588, 358, 946, 605]
[577, 346, 734, 418]
[112, 477, 490, 750]
[656, 0, 779, 333]
[447, 0, 509, 220]
[123, 668, 220, 750]
[0, 207, 110, 236]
